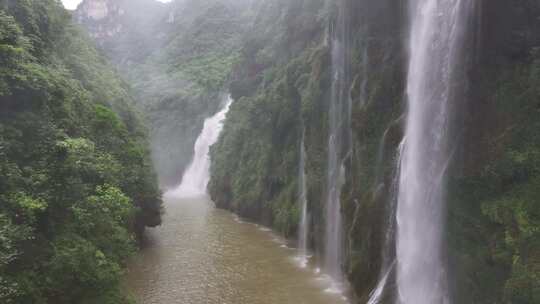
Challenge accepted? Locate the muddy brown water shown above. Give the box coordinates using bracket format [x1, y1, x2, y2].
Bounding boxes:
[125, 195, 348, 304]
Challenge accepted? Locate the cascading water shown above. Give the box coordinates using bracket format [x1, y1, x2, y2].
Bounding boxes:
[324, 0, 350, 287]
[396, 1, 472, 303]
[367, 141, 403, 304]
[297, 130, 309, 268]
[359, 44, 369, 107]
[169, 96, 233, 197]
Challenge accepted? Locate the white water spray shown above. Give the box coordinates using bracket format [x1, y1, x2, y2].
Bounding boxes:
[396, 1, 472, 303]
[324, 2, 350, 289]
[297, 131, 309, 268]
[168, 96, 232, 197]
[367, 261, 396, 304]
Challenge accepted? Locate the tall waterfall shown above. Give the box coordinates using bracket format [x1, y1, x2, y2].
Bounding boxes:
[297, 130, 309, 268]
[324, 0, 350, 284]
[396, 1, 472, 303]
[170, 96, 233, 197]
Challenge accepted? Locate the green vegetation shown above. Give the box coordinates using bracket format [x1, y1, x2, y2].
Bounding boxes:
[448, 49, 540, 304]
[209, 0, 329, 235]
[130, 0, 256, 186]
[0, 0, 161, 303]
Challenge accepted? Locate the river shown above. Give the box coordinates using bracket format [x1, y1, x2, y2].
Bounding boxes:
[125, 194, 349, 304]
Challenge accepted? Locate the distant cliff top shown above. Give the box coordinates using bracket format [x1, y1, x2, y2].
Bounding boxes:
[74, 0, 168, 64]
[75, 0, 166, 22]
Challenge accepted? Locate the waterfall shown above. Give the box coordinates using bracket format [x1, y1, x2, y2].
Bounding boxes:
[169, 96, 233, 197]
[297, 130, 309, 268]
[396, 1, 472, 303]
[359, 44, 369, 107]
[367, 261, 396, 304]
[367, 141, 403, 304]
[324, 0, 350, 286]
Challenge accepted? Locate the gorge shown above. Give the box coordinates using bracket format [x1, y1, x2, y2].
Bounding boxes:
[1, 0, 540, 303]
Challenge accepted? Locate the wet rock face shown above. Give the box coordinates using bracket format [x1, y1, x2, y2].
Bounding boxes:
[74, 0, 165, 51]
[78, 0, 110, 21]
[75, 0, 122, 41]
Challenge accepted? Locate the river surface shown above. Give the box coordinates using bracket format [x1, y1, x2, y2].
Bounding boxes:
[125, 195, 348, 304]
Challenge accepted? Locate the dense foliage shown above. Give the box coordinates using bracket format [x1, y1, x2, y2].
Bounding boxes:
[0, 0, 161, 303]
[448, 3, 540, 301]
[209, 0, 329, 234]
[129, 0, 255, 186]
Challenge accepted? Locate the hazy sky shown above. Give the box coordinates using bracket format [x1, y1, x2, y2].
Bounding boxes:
[61, 0, 172, 10]
[61, 0, 82, 10]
